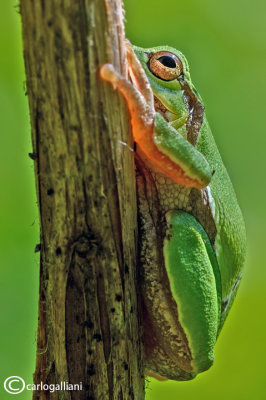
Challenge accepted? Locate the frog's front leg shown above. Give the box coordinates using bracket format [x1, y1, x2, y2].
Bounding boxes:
[100, 43, 211, 189]
[144, 210, 222, 379]
[100, 43, 155, 146]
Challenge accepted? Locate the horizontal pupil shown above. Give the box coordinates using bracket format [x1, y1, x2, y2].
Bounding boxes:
[158, 56, 176, 68]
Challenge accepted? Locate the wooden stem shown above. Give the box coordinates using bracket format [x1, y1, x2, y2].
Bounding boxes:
[20, 0, 144, 398]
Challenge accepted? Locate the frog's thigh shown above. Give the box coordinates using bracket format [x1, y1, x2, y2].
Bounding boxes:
[164, 210, 221, 373]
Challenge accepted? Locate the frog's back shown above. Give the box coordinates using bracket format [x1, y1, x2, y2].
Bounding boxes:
[196, 116, 246, 328]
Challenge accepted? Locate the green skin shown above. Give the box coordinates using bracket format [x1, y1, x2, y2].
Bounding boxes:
[101, 44, 246, 379]
[133, 46, 246, 376]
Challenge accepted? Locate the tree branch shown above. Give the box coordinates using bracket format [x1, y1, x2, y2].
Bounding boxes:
[20, 0, 144, 398]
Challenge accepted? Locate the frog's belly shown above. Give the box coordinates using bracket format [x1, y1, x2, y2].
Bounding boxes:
[151, 171, 192, 213]
[150, 169, 217, 244]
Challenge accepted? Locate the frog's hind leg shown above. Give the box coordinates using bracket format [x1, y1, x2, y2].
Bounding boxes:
[164, 210, 222, 374]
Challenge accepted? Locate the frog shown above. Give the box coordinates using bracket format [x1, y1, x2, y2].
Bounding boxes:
[100, 42, 246, 381]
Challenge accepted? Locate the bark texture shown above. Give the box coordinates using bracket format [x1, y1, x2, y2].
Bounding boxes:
[20, 0, 144, 398]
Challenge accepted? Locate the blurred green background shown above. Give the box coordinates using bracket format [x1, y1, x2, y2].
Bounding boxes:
[0, 0, 265, 399]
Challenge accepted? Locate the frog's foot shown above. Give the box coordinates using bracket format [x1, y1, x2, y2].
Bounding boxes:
[125, 40, 154, 109]
[100, 43, 154, 140]
[145, 369, 168, 381]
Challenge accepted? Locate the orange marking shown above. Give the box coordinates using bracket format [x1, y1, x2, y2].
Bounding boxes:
[132, 118, 203, 189]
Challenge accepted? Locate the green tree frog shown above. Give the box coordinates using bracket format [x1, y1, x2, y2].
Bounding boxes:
[101, 42, 246, 381]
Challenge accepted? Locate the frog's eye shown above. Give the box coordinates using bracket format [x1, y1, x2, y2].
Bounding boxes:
[148, 51, 183, 81]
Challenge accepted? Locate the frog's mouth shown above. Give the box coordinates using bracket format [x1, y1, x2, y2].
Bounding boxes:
[154, 82, 205, 146]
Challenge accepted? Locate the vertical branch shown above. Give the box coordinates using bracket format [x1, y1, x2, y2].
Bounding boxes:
[20, 0, 144, 398]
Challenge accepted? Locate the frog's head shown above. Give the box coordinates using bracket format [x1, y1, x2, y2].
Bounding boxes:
[132, 45, 204, 135]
